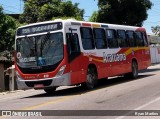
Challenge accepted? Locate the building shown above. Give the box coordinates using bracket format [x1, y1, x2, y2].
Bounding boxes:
[148, 34, 160, 45]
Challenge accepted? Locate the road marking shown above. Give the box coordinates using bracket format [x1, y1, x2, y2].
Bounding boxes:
[20, 87, 103, 110]
[116, 96, 160, 119]
[21, 95, 76, 110]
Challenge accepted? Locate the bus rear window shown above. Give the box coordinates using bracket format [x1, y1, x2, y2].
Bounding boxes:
[135, 32, 144, 47]
[142, 32, 148, 46]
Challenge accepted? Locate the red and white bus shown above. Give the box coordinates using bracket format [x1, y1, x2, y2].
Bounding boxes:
[15, 19, 151, 93]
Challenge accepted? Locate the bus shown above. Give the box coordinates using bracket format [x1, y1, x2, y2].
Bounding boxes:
[15, 19, 151, 94]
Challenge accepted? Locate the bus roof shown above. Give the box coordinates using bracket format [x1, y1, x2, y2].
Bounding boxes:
[17, 19, 146, 32]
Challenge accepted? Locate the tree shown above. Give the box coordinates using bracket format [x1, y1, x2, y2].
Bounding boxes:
[151, 26, 160, 36]
[88, 11, 98, 22]
[19, 0, 84, 23]
[0, 6, 20, 54]
[93, 0, 152, 26]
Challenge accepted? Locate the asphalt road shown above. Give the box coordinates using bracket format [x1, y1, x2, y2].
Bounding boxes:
[0, 64, 160, 119]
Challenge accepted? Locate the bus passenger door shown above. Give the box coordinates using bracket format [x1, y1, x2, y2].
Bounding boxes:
[66, 31, 83, 85]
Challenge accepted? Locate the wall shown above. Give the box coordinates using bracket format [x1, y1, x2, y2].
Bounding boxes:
[150, 45, 160, 64]
[0, 63, 5, 92]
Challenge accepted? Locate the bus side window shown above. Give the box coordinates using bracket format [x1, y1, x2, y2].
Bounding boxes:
[66, 33, 80, 62]
[135, 32, 144, 47]
[126, 31, 136, 47]
[80, 27, 95, 50]
[142, 32, 148, 46]
[106, 29, 118, 48]
[93, 28, 107, 49]
[117, 30, 128, 47]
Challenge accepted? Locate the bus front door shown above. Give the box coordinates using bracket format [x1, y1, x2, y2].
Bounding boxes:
[66, 31, 84, 85]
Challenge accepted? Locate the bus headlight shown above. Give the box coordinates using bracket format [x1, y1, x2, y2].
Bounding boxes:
[55, 65, 66, 78]
[16, 71, 23, 79]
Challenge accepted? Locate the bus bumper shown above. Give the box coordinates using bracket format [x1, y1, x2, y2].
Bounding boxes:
[16, 73, 71, 90]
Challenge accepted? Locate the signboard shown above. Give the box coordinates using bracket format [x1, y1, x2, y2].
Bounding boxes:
[17, 22, 62, 36]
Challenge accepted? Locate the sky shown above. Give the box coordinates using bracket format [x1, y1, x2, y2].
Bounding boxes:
[0, 0, 160, 34]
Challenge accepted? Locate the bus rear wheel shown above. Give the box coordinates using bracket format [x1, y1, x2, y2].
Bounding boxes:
[44, 87, 57, 94]
[125, 61, 138, 79]
[131, 61, 138, 79]
[85, 68, 98, 89]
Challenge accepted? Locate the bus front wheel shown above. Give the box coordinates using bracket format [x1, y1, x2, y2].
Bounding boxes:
[85, 68, 98, 89]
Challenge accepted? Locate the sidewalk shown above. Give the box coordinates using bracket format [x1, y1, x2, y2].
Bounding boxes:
[0, 90, 25, 95]
[149, 63, 160, 68]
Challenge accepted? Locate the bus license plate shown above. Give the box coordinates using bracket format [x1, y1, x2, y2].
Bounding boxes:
[34, 84, 44, 89]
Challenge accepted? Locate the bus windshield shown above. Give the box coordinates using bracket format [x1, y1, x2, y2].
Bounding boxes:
[16, 32, 63, 68]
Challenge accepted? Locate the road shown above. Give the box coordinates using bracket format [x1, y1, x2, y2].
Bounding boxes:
[0, 64, 160, 119]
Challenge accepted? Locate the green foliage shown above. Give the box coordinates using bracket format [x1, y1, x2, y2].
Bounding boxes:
[0, 6, 20, 53]
[94, 0, 153, 26]
[151, 26, 160, 36]
[19, 0, 84, 23]
[88, 11, 98, 22]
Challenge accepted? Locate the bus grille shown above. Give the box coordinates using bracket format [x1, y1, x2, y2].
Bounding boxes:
[25, 80, 52, 87]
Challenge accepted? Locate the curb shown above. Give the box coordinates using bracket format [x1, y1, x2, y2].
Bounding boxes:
[0, 90, 24, 95]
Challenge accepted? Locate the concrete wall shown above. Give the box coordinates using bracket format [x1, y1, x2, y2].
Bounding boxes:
[150, 46, 160, 64]
[0, 63, 5, 91]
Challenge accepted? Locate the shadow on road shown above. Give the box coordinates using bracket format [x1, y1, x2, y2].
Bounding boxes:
[22, 73, 154, 99]
[139, 68, 160, 73]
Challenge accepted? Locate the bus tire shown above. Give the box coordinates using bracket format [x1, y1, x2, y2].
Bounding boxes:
[85, 67, 98, 89]
[131, 61, 138, 79]
[124, 61, 138, 79]
[44, 87, 57, 94]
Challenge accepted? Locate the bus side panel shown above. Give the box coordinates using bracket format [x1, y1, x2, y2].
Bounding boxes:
[143, 47, 151, 69]
[136, 48, 144, 70]
[87, 54, 110, 79]
[98, 63, 110, 79]
[108, 48, 130, 76]
[117, 48, 130, 75]
[69, 53, 87, 85]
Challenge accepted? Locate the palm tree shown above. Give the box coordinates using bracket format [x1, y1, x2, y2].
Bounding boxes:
[151, 26, 160, 36]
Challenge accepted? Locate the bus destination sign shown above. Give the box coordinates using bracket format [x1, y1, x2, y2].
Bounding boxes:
[17, 22, 62, 36]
